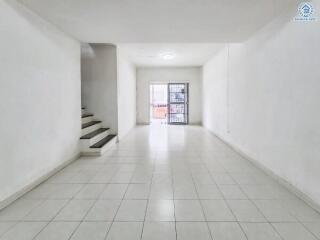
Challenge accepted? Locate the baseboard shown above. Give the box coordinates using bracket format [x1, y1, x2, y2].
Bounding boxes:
[137, 122, 150, 125]
[188, 122, 202, 126]
[209, 130, 320, 214]
[0, 152, 81, 211]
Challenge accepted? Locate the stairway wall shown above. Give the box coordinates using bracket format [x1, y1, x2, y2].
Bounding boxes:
[0, 0, 81, 205]
[202, 1, 320, 206]
[81, 44, 118, 134]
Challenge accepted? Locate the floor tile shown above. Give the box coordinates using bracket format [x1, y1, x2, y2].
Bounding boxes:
[131, 172, 152, 183]
[174, 200, 205, 221]
[154, 164, 171, 173]
[74, 184, 106, 199]
[34, 222, 79, 240]
[174, 184, 198, 199]
[240, 185, 278, 199]
[145, 200, 175, 221]
[3, 126, 320, 240]
[85, 200, 121, 221]
[272, 223, 318, 240]
[212, 173, 235, 185]
[142, 222, 176, 240]
[206, 162, 226, 173]
[227, 200, 266, 222]
[99, 184, 128, 199]
[230, 173, 256, 185]
[0, 222, 16, 236]
[90, 172, 114, 183]
[0, 222, 47, 240]
[110, 172, 133, 183]
[115, 200, 147, 221]
[149, 184, 173, 199]
[196, 184, 223, 199]
[192, 173, 215, 184]
[125, 184, 150, 199]
[23, 199, 68, 221]
[118, 164, 137, 172]
[44, 184, 84, 199]
[152, 173, 172, 185]
[70, 222, 111, 240]
[106, 222, 143, 240]
[24, 184, 60, 199]
[0, 199, 42, 221]
[280, 199, 320, 222]
[253, 200, 297, 222]
[241, 223, 282, 240]
[219, 185, 247, 199]
[54, 199, 94, 221]
[209, 222, 246, 240]
[303, 222, 320, 239]
[189, 163, 208, 173]
[176, 222, 211, 240]
[69, 171, 96, 183]
[201, 200, 235, 221]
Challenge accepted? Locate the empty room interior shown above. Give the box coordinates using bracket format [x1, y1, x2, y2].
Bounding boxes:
[1, 0, 320, 239]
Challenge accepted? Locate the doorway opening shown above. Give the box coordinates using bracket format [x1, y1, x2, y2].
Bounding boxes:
[150, 84, 168, 124]
[150, 83, 189, 125]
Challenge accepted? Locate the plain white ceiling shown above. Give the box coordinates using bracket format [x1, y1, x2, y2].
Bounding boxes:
[18, 0, 298, 67]
[18, 0, 297, 43]
[118, 43, 224, 67]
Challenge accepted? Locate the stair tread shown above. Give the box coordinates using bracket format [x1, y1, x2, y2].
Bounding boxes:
[82, 121, 101, 129]
[90, 134, 117, 148]
[82, 113, 93, 118]
[80, 128, 109, 139]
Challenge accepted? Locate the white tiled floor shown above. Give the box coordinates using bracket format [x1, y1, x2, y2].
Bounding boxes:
[0, 125, 320, 240]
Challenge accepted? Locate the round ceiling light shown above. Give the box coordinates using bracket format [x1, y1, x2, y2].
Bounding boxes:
[160, 52, 176, 60]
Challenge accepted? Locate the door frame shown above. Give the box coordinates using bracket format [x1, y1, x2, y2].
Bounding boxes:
[167, 83, 189, 125]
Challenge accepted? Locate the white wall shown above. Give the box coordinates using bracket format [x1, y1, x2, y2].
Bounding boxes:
[117, 47, 136, 139]
[137, 67, 202, 124]
[203, 1, 320, 206]
[0, 0, 81, 205]
[81, 44, 118, 133]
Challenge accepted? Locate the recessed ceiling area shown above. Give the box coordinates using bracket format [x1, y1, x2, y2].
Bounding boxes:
[17, 0, 298, 43]
[118, 43, 223, 67]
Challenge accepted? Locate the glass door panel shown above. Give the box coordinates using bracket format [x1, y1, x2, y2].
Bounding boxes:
[168, 83, 189, 124]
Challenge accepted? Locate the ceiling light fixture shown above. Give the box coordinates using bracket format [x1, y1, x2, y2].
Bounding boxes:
[160, 52, 176, 60]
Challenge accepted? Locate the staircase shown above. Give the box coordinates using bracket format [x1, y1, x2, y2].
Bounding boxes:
[80, 107, 117, 156]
